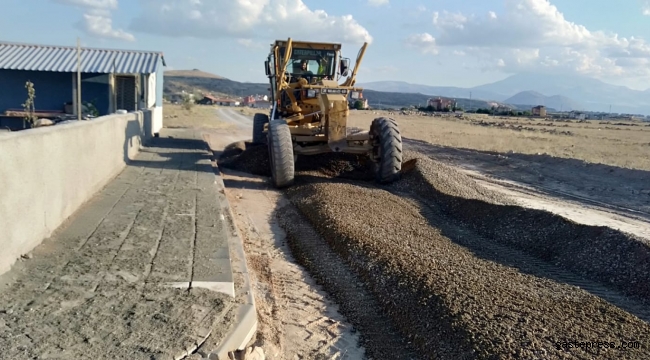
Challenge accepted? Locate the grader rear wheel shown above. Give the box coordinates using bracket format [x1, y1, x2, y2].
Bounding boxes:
[253, 113, 269, 144]
[268, 119, 295, 188]
[370, 117, 402, 184]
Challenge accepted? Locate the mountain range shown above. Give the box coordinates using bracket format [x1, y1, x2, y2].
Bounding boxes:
[358, 73, 650, 115]
[164, 70, 650, 115]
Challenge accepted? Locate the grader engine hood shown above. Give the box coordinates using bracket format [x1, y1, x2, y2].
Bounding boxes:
[318, 90, 349, 151]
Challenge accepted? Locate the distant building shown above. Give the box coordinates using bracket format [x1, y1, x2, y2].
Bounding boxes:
[244, 94, 270, 108]
[427, 97, 456, 111]
[197, 94, 219, 105]
[0, 40, 165, 131]
[569, 111, 586, 120]
[216, 99, 240, 106]
[243, 95, 256, 106]
[252, 100, 271, 109]
[532, 105, 546, 117]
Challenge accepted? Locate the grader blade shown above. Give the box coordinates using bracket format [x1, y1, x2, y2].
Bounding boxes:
[318, 93, 349, 152]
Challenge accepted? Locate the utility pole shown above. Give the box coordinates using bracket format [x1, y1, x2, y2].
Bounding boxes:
[469, 91, 472, 111]
[76, 37, 81, 121]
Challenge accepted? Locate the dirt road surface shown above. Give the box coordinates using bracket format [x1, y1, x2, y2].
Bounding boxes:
[216, 108, 258, 129]
[204, 112, 368, 359]
[211, 110, 650, 359]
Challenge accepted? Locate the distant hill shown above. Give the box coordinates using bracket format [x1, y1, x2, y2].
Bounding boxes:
[162, 74, 507, 110]
[165, 69, 226, 79]
[364, 73, 650, 115]
[504, 91, 583, 111]
[164, 76, 268, 98]
[358, 81, 507, 102]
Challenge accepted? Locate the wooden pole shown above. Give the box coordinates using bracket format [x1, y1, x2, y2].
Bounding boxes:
[77, 38, 81, 121]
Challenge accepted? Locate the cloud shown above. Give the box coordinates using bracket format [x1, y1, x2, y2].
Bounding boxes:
[54, 0, 117, 9]
[53, 0, 134, 41]
[643, 1, 650, 15]
[130, 0, 372, 46]
[81, 10, 135, 41]
[368, 0, 389, 6]
[237, 38, 267, 50]
[405, 0, 650, 78]
[404, 33, 438, 54]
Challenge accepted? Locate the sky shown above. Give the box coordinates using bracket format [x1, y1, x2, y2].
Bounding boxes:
[2, 0, 650, 90]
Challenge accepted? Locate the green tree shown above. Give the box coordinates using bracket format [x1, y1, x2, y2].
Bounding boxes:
[181, 92, 194, 111]
[354, 100, 365, 110]
[22, 80, 36, 128]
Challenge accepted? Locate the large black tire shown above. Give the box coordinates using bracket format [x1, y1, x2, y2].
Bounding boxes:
[268, 119, 295, 188]
[370, 117, 402, 184]
[252, 113, 269, 144]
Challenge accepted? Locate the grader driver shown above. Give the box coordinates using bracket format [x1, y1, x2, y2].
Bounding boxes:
[252, 38, 403, 188]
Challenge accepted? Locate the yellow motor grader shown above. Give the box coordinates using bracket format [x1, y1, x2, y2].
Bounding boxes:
[253, 38, 403, 188]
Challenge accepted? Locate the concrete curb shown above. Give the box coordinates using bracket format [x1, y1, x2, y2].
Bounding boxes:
[202, 135, 258, 358]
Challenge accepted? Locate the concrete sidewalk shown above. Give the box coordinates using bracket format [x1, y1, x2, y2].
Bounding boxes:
[0, 128, 255, 359]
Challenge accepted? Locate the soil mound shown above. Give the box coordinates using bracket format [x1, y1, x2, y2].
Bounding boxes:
[282, 179, 650, 359]
[218, 141, 270, 176]
[397, 150, 516, 205]
[397, 155, 650, 302]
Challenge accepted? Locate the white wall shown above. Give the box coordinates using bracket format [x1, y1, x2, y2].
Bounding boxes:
[152, 106, 163, 135]
[0, 110, 154, 275]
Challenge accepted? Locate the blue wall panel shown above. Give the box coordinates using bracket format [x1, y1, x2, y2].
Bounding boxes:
[80, 73, 110, 115]
[0, 69, 72, 112]
[0, 70, 111, 116]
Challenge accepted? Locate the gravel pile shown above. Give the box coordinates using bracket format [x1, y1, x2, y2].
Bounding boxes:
[218, 140, 374, 181]
[220, 140, 650, 358]
[295, 153, 375, 181]
[283, 180, 650, 359]
[218, 141, 270, 176]
[396, 153, 650, 302]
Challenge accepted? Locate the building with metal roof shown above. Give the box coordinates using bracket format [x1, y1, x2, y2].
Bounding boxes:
[0, 41, 166, 132]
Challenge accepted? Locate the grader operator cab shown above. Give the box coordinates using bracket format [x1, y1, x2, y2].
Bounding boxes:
[253, 38, 403, 188]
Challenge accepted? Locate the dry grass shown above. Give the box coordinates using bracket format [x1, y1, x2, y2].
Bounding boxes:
[237, 106, 267, 117]
[349, 110, 650, 171]
[163, 104, 236, 130]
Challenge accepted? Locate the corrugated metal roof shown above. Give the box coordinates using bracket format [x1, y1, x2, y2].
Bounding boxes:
[0, 41, 166, 74]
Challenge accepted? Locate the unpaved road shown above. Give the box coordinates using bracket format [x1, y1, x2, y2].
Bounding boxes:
[211, 111, 650, 359]
[205, 113, 368, 359]
[216, 108, 257, 129]
[406, 139, 650, 221]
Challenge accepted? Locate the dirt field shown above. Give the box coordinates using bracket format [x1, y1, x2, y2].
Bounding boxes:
[349, 110, 650, 171]
[164, 103, 237, 130]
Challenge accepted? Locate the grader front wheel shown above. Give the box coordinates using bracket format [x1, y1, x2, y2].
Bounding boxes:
[252, 113, 269, 144]
[370, 117, 402, 184]
[268, 119, 295, 188]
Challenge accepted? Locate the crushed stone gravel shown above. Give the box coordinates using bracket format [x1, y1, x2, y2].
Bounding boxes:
[218, 141, 270, 177]
[221, 140, 650, 359]
[285, 181, 650, 359]
[395, 151, 650, 303]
